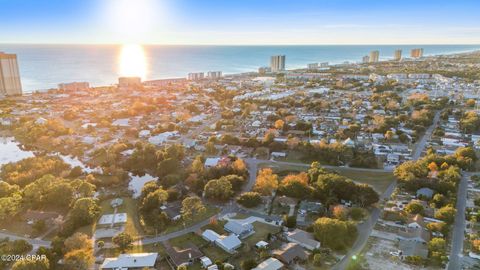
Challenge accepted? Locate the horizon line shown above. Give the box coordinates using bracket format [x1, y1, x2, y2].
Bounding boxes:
[2, 42, 480, 46]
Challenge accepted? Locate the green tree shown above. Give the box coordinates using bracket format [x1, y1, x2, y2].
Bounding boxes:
[283, 215, 297, 228]
[181, 196, 206, 222]
[241, 259, 257, 270]
[113, 233, 133, 252]
[434, 206, 456, 224]
[428, 238, 447, 266]
[237, 192, 262, 208]
[313, 217, 357, 251]
[405, 201, 424, 215]
[68, 198, 101, 228]
[349, 207, 365, 221]
[63, 248, 94, 270]
[11, 258, 49, 270]
[64, 233, 92, 253]
[253, 168, 278, 195]
[279, 173, 311, 198]
[204, 178, 233, 200]
[0, 194, 22, 221]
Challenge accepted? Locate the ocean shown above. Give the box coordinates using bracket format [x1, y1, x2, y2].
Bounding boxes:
[0, 44, 479, 92]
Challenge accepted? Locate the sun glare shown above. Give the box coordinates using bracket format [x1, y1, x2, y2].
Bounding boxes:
[103, 0, 162, 43]
[119, 44, 147, 80]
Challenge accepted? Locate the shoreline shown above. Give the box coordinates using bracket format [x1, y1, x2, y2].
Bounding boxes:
[6, 46, 480, 93]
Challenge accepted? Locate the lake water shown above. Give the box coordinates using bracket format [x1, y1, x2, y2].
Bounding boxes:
[128, 173, 158, 198]
[0, 44, 479, 92]
[0, 137, 35, 166]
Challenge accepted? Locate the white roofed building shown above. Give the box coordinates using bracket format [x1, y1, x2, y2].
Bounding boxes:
[100, 252, 158, 269]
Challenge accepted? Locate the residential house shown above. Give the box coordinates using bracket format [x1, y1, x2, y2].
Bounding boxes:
[101, 253, 158, 269]
[161, 201, 182, 221]
[285, 229, 321, 251]
[202, 229, 243, 254]
[252, 258, 284, 270]
[224, 220, 255, 239]
[272, 243, 308, 265]
[165, 244, 203, 269]
[407, 214, 426, 229]
[202, 229, 221, 243]
[416, 187, 434, 199]
[215, 234, 242, 254]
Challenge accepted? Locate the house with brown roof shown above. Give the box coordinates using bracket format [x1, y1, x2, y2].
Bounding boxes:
[165, 244, 203, 269]
[273, 243, 308, 265]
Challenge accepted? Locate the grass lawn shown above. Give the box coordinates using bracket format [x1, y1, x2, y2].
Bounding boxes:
[168, 232, 231, 263]
[259, 163, 395, 193]
[98, 197, 143, 238]
[169, 232, 207, 248]
[228, 222, 280, 268]
[160, 205, 220, 235]
[202, 219, 227, 234]
[77, 197, 143, 239]
[331, 168, 395, 193]
[244, 222, 280, 247]
[202, 245, 231, 262]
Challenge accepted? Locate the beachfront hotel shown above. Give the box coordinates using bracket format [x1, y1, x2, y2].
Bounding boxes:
[0, 52, 22, 96]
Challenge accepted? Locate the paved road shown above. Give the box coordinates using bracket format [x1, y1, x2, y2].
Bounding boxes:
[0, 232, 51, 248]
[447, 172, 470, 270]
[412, 110, 441, 160]
[332, 179, 397, 270]
[332, 110, 442, 270]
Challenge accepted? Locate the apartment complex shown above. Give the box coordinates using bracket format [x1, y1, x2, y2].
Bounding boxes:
[0, 52, 22, 96]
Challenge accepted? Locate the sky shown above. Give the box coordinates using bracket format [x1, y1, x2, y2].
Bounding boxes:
[1, 0, 480, 45]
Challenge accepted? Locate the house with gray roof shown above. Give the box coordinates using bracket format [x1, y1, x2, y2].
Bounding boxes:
[224, 220, 255, 239]
[215, 234, 242, 254]
[285, 229, 321, 251]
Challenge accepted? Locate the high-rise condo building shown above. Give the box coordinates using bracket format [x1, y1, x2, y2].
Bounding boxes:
[207, 71, 222, 79]
[188, 72, 205, 81]
[270, 55, 286, 72]
[369, 51, 380, 63]
[394, 49, 402, 61]
[362, 55, 370, 63]
[410, 48, 424, 58]
[307, 63, 319, 70]
[0, 52, 22, 96]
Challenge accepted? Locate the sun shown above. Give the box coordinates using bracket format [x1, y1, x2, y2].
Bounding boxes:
[103, 0, 162, 43]
[119, 44, 147, 80]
